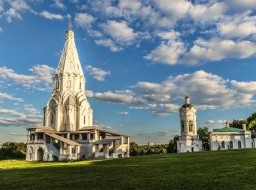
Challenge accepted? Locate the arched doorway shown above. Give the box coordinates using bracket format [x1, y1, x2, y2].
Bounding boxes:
[37, 148, 44, 161]
[238, 141, 242, 149]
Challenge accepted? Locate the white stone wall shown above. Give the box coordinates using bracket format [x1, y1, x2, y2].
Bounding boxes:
[210, 133, 253, 151]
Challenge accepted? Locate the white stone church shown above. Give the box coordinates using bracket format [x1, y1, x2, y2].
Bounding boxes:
[177, 96, 202, 153]
[26, 28, 129, 161]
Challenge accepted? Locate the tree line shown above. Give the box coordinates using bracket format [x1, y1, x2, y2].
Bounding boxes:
[0, 142, 26, 159]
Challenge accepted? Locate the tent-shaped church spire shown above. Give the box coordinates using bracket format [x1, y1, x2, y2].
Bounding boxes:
[55, 26, 84, 76]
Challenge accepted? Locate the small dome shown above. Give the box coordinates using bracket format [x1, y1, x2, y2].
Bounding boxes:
[182, 103, 193, 109]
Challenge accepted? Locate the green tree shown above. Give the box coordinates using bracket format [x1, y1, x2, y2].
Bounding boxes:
[167, 135, 179, 153]
[229, 120, 247, 129]
[247, 113, 256, 130]
[129, 142, 140, 156]
[197, 127, 210, 151]
[0, 142, 26, 159]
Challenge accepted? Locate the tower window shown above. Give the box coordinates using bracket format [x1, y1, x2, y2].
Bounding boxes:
[80, 82, 82, 90]
[56, 81, 59, 89]
[68, 80, 71, 88]
[51, 114, 54, 124]
[181, 121, 184, 132]
[189, 121, 193, 132]
[84, 115, 86, 124]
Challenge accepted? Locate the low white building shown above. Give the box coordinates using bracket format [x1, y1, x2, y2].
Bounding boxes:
[177, 96, 202, 153]
[209, 123, 255, 150]
[26, 28, 129, 161]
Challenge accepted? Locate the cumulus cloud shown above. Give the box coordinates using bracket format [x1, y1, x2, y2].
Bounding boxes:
[231, 80, 256, 94]
[217, 14, 256, 39]
[75, 13, 94, 28]
[86, 65, 111, 81]
[89, 70, 255, 115]
[3, 0, 30, 22]
[95, 38, 122, 52]
[154, 0, 191, 21]
[183, 38, 256, 64]
[51, 0, 66, 10]
[189, 2, 226, 24]
[0, 65, 54, 90]
[101, 20, 137, 43]
[39, 11, 63, 20]
[144, 41, 185, 65]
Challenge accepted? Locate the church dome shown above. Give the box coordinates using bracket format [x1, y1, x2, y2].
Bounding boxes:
[182, 103, 193, 109]
[181, 96, 194, 109]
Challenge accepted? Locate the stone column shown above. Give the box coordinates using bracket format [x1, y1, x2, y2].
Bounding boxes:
[35, 133, 38, 142]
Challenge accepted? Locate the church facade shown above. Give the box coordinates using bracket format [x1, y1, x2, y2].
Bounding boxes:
[26, 28, 129, 161]
[177, 96, 202, 153]
[209, 123, 255, 150]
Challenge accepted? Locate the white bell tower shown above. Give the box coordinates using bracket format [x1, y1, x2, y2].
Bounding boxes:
[177, 96, 202, 153]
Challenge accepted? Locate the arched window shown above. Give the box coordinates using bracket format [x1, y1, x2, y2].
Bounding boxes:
[238, 141, 242, 149]
[229, 141, 233, 149]
[221, 141, 225, 149]
[189, 120, 193, 132]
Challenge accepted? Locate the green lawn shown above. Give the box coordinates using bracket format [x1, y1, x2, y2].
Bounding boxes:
[1, 149, 256, 190]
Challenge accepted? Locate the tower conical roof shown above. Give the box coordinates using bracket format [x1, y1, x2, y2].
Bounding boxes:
[56, 28, 84, 76]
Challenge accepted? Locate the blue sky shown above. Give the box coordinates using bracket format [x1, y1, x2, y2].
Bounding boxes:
[1, 0, 256, 145]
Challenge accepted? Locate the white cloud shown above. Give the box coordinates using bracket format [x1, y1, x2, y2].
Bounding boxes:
[231, 80, 256, 94]
[0, 107, 42, 127]
[157, 30, 180, 40]
[39, 11, 63, 20]
[228, 0, 256, 10]
[144, 41, 185, 65]
[51, 0, 66, 10]
[154, 0, 191, 20]
[95, 38, 122, 52]
[86, 65, 111, 81]
[4, 0, 30, 22]
[75, 13, 94, 28]
[89, 70, 256, 115]
[217, 15, 256, 39]
[0, 92, 24, 103]
[189, 2, 226, 24]
[0, 65, 54, 90]
[206, 120, 225, 124]
[91, 0, 121, 18]
[118, 111, 129, 115]
[183, 38, 256, 64]
[101, 20, 137, 43]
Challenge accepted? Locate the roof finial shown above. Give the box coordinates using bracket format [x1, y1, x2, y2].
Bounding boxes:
[67, 14, 72, 31]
